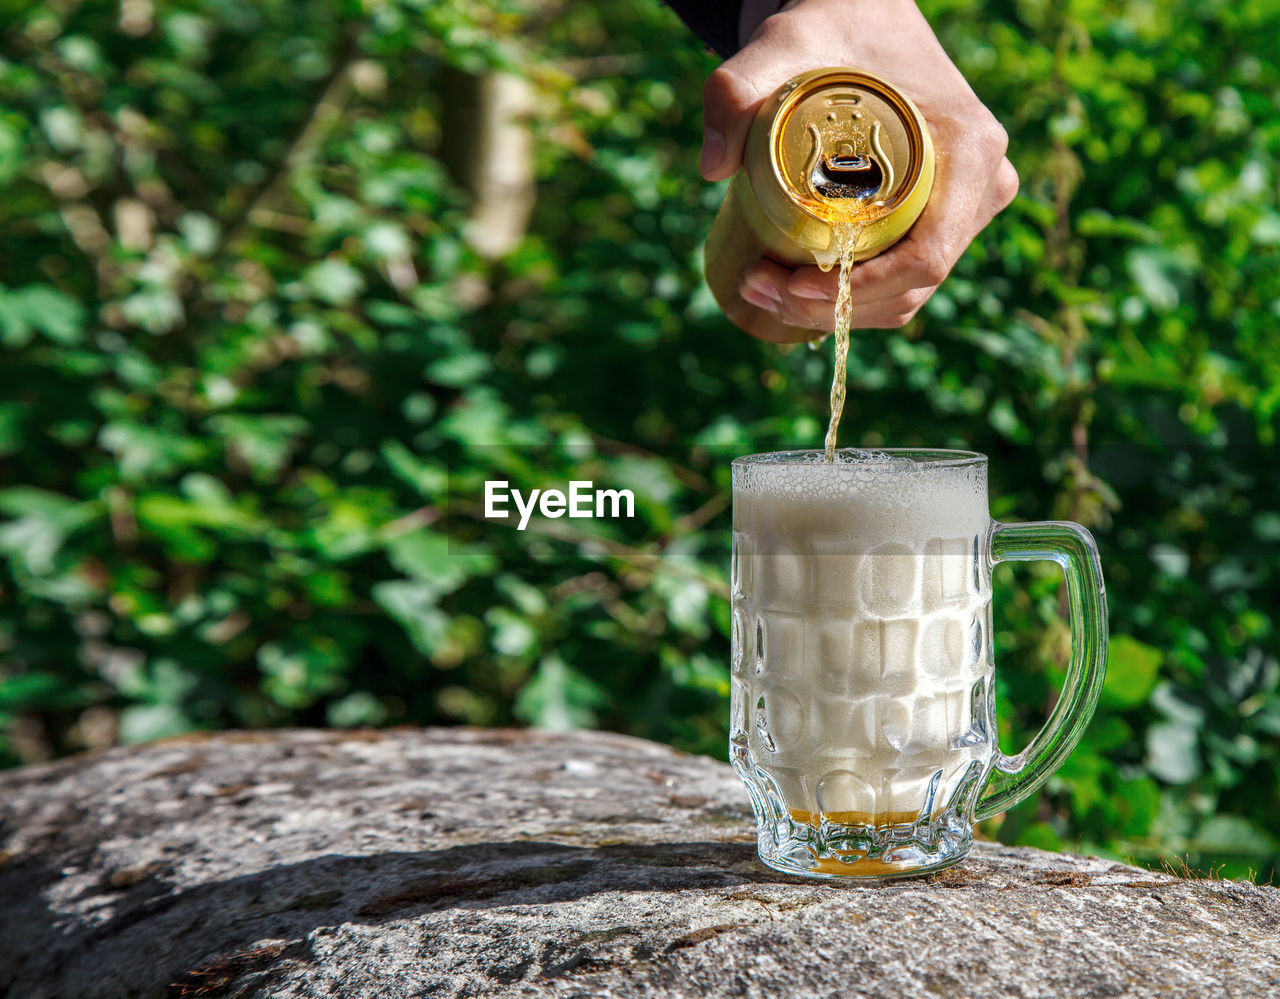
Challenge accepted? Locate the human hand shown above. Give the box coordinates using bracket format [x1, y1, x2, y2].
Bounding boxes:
[701, 0, 1018, 336]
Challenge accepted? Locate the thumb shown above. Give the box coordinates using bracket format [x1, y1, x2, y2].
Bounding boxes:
[701, 43, 791, 181]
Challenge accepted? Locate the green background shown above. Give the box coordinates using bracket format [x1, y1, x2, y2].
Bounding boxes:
[1, 0, 1278, 881]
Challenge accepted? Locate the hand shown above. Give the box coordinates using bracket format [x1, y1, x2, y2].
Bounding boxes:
[701, 0, 1018, 336]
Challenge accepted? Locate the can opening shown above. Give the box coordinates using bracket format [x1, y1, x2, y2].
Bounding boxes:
[811, 154, 883, 200]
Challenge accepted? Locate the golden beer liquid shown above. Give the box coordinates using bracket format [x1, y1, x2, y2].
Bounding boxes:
[823, 216, 867, 460]
[789, 807, 943, 877]
[791, 803, 951, 875]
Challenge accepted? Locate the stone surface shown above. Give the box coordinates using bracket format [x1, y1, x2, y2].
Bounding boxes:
[0, 727, 1277, 998]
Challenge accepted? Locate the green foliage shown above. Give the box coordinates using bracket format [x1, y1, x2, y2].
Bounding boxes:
[1, 0, 1277, 881]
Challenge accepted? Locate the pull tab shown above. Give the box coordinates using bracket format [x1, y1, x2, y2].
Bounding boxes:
[812, 150, 884, 200]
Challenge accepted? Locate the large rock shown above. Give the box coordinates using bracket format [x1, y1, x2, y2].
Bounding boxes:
[1, 727, 1277, 998]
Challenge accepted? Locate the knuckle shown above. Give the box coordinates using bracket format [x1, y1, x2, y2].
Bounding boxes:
[864, 311, 910, 330]
[786, 271, 835, 301]
[996, 158, 1020, 206]
[801, 306, 831, 330]
[754, 9, 803, 44]
[776, 304, 813, 330]
[703, 64, 754, 113]
[873, 290, 934, 328]
[898, 287, 933, 314]
[787, 296, 834, 330]
[979, 118, 1010, 159]
[910, 243, 952, 286]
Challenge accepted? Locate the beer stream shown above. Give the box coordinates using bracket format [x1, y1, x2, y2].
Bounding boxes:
[822, 211, 868, 462]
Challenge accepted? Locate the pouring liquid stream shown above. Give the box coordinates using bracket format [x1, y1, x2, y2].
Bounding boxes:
[820, 210, 868, 462]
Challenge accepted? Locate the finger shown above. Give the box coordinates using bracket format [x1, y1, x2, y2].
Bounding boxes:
[748, 258, 910, 309]
[699, 14, 815, 180]
[741, 257, 794, 302]
[738, 262, 829, 333]
[859, 287, 935, 328]
[742, 283, 780, 312]
[740, 258, 820, 329]
[784, 262, 928, 307]
[742, 257, 931, 329]
[747, 279, 937, 334]
[700, 55, 775, 180]
[739, 258, 822, 333]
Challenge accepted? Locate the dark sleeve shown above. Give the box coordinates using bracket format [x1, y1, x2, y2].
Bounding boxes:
[662, 0, 743, 58]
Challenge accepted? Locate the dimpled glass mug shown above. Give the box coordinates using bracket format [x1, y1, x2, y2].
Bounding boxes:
[729, 449, 1107, 879]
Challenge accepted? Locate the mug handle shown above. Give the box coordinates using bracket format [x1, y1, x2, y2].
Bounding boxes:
[974, 521, 1109, 821]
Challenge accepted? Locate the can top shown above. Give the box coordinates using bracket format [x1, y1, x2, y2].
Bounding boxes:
[769, 68, 930, 225]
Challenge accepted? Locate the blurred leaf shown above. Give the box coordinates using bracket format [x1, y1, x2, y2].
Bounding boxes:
[0, 285, 86, 346]
[372, 580, 449, 656]
[0, 488, 99, 575]
[1115, 777, 1161, 837]
[1019, 822, 1065, 852]
[99, 424, 204, 481]
[0, 672, 66, 709]
[486, 607, 537, 657]
[259, 640, 347, 709]
[1190, 815, 1279, 857]
[305, 258, 365, 305]
[513, 655, 606, 732]
[208, 415, 308, 480]
[327, 691, 388, 728]
[1103, 634, 1162, 709]
[381, 441, 447, 496]
[384, 529, 490, 597]
[119, 703, 197, 744]
[1146, 722, 1201, 784]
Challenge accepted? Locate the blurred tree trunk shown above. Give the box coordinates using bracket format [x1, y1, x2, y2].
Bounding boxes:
[440, 67, 537, 261]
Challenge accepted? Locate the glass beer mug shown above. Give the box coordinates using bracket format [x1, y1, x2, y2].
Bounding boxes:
[729, 449, 1107, 879]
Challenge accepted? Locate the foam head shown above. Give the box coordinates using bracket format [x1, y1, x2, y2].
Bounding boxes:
[732, 448, 989, 543]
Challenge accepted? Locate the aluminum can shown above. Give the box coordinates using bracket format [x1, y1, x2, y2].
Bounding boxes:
[704, 67, 935, 343]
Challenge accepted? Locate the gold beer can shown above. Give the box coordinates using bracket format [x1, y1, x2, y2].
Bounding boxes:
[704, 67, 935, 343]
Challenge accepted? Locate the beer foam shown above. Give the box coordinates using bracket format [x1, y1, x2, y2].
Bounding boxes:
[732, 449, 987, 532]
[797, 448, 898, 464]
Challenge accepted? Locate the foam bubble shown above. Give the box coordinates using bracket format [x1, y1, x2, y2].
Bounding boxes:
[830, 448, 897, 464]
[789, 448, 902, 465]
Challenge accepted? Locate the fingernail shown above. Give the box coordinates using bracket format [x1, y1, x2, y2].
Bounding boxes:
[790, 283, 829, 301]
[742, 285, 778, 311]
[700, 129, 725, 176]
[745, 276, 782, 303]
